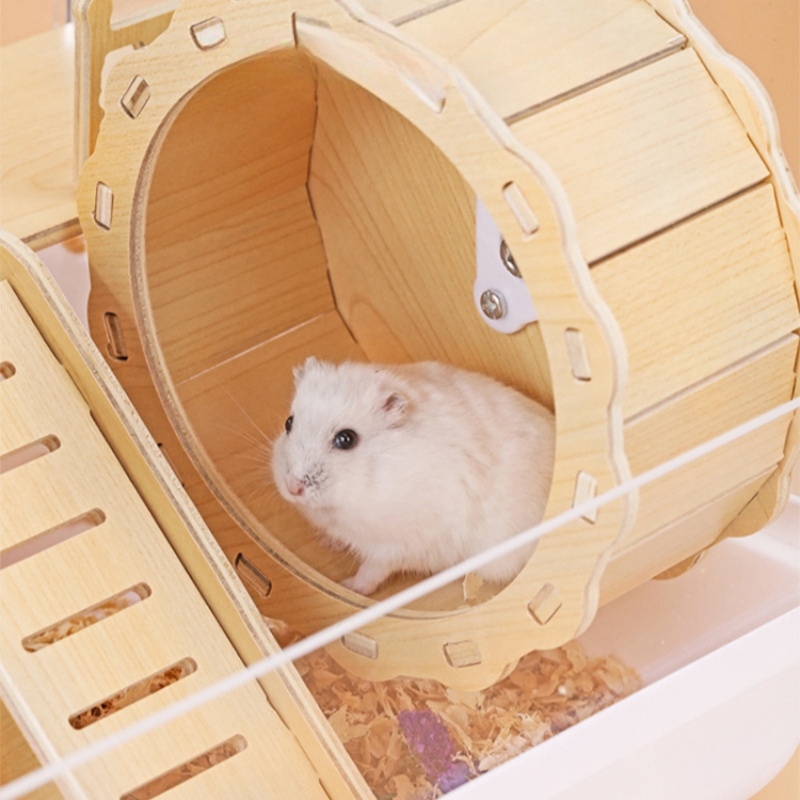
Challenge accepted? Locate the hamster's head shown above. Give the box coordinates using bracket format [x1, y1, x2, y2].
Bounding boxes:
[271, 358, 409, 511]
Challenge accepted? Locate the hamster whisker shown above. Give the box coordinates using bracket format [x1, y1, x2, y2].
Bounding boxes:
[210, 419, 273, 453]
[230, 458, 273, 480]
[229, 447, 273, 465]
[220, 388, 276, 446]
[246, 484, 285, 514]
[234, 473, 279, 504]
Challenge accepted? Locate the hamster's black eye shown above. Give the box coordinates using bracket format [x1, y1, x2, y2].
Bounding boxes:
[332, 429, 358, 450]
[284, 415, 294, 434]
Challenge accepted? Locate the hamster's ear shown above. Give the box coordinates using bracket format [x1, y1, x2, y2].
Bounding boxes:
[293, 356, 319, 382]
[381, 391, 408, 427]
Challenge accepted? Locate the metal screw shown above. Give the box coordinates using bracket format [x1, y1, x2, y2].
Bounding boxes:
[500, 239, 521, 278]
[480, 289, 507, 320]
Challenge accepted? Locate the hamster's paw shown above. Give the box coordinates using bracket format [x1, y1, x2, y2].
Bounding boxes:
[340, 574, 370, 594]
[341, 560, 393, 595]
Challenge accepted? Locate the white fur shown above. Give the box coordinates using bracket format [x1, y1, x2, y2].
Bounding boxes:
[271, 358, 555, 594]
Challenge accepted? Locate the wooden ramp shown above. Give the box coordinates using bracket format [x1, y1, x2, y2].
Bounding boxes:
[0, 233, 370, 799]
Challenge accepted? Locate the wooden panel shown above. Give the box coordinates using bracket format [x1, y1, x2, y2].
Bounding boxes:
[648, 0, 799, 189]
[625, 336, 798, 476]
[0, 341, 87, 456]
[0, 281, 330, 799]
[145, 49, 331, 385]
[404, 0, 684, 120]
[593, 184, 799, 418]
[309, 61, 554, 409]
[689, 0, 799, 184]
[511, 47, 769, 263]
[632, 416, 788, 546]
[0, 28, 78, 248]
[0, 282, 114, 550]
[645, 0, 800, 290]
[600, 471, 771, 604]
[617, 335, 798, 546]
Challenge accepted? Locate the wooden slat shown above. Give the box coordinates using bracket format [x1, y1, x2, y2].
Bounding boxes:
[0, 281, 331, 800]
[0, 299, 88, 456]
[630, 416, 788, 545]
[144, 49, 330, 385]
[0, 282, 112, 550]
[625, 335, 798, 476]
[593, 184, 799, 418]
[511, 47, 769, 263]
[617, 335, 798, 546]
[403, 0, 685, 121]
[600, 471, 772, 604]
[626, 336, 798, 473]
[647, 0, 800, 207]
[309, 61, 554, 410]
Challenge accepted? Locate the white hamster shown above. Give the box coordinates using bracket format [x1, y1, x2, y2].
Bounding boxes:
[271, 358, 555, 595]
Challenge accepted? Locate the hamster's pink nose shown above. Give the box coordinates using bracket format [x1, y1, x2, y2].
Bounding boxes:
[286, 477, 305, 497]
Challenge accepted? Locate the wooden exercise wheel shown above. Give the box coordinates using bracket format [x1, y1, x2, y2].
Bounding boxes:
[77, 0, 799, 689]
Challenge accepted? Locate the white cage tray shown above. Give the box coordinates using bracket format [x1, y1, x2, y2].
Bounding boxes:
[451, 496, 800, 800]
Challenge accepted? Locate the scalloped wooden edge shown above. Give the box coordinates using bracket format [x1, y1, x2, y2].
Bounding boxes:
[644, 0, 800, 548]
[74, 0, 178, 169]
[77, 0, 632, 689]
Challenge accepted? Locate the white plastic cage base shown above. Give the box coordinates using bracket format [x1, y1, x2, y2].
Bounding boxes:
[449, 496, 800, 800]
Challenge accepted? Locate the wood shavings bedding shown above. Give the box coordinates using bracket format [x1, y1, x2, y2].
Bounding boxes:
[268, 620, 642, 798]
